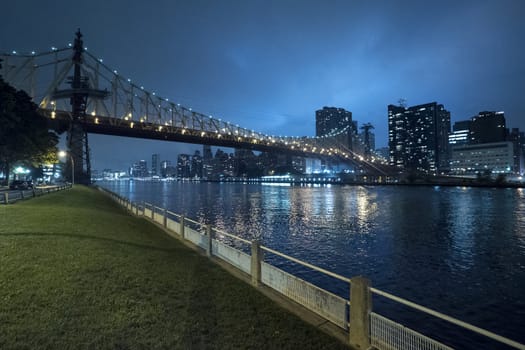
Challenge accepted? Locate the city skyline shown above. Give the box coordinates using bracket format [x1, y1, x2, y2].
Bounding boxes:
[1, 0, 524, 170]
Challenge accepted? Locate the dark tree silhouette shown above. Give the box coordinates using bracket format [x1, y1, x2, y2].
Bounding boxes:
[0, 76, 58, 185]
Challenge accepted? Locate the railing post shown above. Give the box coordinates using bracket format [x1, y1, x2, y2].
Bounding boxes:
[32, 189, 36, 197]
[349, 276, 372, 350]
[251, 240, 263, 287]
[135, 203, 139, 216]
[206, 224, 212, 257]
[151, 205, 154, 219]
[3, 192, 8, 204]
[163, 208, 167, 228]
[180, 215, 185, 239]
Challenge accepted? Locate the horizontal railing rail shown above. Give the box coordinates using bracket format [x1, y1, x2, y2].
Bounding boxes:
[260, 245, 351, 284]
[213, 227, 252, 245]
[1, 184, 72, 204]
[98, 185, 525, 350]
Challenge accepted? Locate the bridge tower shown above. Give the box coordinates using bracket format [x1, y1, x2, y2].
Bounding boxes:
[52, 30, 108, 184]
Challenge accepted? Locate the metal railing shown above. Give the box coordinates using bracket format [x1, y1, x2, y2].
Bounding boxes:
[370, 312, 453, 350]
[1, 184, 72, 204]
[98, 186, 525, 350]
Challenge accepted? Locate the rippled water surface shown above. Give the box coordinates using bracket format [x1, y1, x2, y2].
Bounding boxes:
[101, 181, 525, 348]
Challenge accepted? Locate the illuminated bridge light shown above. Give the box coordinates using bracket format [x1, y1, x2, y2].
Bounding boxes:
[201, 132, 206, 137]
[91, 111, 96, 116]
[181, 129, 186, 134]
[130, 122, 134, 128]
[95, 118, 99, 124]
[51, 111, 56, 119]
[158, 126, 163, 131]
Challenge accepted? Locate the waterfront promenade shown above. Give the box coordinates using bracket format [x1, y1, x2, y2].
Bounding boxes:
[0, 186, 349, 349]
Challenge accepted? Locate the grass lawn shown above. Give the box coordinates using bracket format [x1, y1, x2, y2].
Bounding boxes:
[0, 186, 349, 349]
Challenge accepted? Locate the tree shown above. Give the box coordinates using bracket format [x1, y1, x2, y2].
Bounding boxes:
[0, 77, 58, 184]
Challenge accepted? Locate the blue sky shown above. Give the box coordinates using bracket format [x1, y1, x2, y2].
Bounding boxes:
[1, 0, 524, 170]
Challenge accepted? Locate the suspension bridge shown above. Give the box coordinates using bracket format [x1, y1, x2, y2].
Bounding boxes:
[1, 31, 391, 183]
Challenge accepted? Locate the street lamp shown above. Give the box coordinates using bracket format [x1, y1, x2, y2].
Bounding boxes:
[58, 151, 74, 185]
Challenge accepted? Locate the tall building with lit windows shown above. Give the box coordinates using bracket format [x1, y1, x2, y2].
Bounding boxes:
[315, 107, 353, 150]
[388, 102, 451, 173]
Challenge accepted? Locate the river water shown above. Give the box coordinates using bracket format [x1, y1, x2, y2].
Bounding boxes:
[99, 180, 525, 349]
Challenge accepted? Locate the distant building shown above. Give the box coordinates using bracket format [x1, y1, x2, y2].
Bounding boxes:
[131, 160, 148, 178]
[191, 150, 203, 178]
[160, 160, 176, 177]
[202, 145, 213, 179]
[470, 111, 506, 144]
[448, 113, 523, 175]
[508, 128, 525, 175]
[450, 142, 514, 175]
[151, 153, 160, 176]
[177, 154, 191, 178]
[316, 107, 353, 151]
[388, 102, 451, 173]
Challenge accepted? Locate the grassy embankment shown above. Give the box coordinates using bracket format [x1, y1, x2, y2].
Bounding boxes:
[0, 186, 348, 349]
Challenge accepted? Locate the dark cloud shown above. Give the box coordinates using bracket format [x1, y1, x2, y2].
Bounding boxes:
[2, 0, 524, 170]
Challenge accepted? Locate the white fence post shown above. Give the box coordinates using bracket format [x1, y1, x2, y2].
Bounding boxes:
[349, 276, 372, 350]
[163, 208, 167, 227]
[180, 215, 185, 239]
[251, 240, 263, 287]
[206, 224, 212, 257]
[3, 192, 8, 204]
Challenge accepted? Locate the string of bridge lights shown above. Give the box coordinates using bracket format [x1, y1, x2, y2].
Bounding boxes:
[3, 44, 378, 162]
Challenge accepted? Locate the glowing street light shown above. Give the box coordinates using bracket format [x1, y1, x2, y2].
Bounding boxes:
[58, 151, 74, 185]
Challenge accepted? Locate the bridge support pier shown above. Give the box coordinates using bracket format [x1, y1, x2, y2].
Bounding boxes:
[66, 122, 90, 184]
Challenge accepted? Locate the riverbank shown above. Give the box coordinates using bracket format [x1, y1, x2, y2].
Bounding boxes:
[0, 186, 348, 349]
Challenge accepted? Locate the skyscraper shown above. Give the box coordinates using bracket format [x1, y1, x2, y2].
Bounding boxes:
[315, 107, 353, 150]
[388, 102, 451, 173]
[151, 153, 160, 176]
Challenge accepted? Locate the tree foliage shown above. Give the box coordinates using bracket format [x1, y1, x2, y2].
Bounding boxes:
[0, 75, 58, 184]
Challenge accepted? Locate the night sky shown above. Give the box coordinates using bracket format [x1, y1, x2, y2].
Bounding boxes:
[1, 0, 524, 171]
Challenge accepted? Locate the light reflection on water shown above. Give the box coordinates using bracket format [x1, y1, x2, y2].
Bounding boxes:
[101, 181, 525, 348]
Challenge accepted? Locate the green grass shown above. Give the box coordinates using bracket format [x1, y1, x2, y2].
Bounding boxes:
[0, 186, 348, 349]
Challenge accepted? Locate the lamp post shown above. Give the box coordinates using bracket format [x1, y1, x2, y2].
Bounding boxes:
[58, 151, 74, 185]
